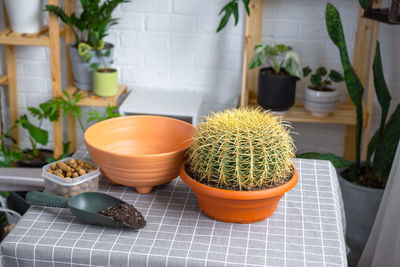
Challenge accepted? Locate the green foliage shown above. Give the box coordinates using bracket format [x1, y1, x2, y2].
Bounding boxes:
[359, 0, 367, 9]
[0, 144, 22, 167]
[217, 0, 250, 32]
[326, 3, 364, 173]
[249, 44, 304, 79]
[86, 106, 120, 125]
[373, 104, 400, 180]
[188, 108, 295, 191]
[367, 41, 392, 167]
[297, 152, 352, 169]
[45, 0, 129, 49]
[303, 66, 344, 90]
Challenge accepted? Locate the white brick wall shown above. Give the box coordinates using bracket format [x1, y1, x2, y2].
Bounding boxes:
[0, 0, 399, 156]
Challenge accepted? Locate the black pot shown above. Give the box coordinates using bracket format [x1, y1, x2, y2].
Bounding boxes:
[257, 67, 297, 111]
[16, 149, 53, 168]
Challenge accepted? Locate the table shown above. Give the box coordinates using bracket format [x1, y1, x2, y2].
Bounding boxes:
[119, 89, 204, 125]
[1, 147, 347, 267]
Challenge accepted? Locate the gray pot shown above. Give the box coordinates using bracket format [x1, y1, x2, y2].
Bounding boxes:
[304, 86, 339, 117]
[69, 43, 114, 91]
[337, 165, 384, 258]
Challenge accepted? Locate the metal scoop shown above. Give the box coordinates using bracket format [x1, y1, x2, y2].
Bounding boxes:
[26, 191, 144, 229]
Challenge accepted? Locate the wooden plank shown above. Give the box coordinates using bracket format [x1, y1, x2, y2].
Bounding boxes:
[6, 45, 19, 146]
[76, 85, 127, 107]
[64, 0, 77, 153]
[0, 75, 8, 85]
[48, 0, 63, 158]
[0, 35, 50, 46]
[248, 98, 357, 125]
[240, 0, 263, 107]
[0, 28, 11, 37]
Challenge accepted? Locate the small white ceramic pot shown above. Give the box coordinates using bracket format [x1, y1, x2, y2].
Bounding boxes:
[4, 0, 43, 34]
[303, 86, 339, 117]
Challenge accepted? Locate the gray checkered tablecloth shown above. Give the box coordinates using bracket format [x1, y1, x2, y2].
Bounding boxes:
[1, 147, 347, 267]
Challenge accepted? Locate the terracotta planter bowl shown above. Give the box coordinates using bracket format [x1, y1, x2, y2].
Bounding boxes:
[84, 116, 194, 194]
[180, 162, 298, 223]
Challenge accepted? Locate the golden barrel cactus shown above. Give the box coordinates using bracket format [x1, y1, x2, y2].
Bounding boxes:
[187, 108, 295, 191]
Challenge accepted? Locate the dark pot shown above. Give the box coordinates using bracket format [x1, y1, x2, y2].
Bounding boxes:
[257, 67, 297, 111]
[16, 149, 53, 168]
[337, 164, 384, 261]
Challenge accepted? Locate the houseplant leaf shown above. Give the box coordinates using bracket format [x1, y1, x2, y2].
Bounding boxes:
[17, 115, 48, 146]
[367, 41, 392, 165]
[326, 3, 364, 172]
[284, 51, 303, 79]
[329, 70, 345, 82]
[373, 104, 400, 181]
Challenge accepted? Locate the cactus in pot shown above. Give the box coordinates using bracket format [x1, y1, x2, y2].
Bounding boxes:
[180, 108, 298, 223]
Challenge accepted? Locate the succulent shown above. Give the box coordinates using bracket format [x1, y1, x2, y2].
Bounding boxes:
[187, 108, 295, 191]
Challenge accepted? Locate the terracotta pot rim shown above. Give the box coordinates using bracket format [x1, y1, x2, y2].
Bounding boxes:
[84, 115, 194, 158]
[180, 161, 299, 200]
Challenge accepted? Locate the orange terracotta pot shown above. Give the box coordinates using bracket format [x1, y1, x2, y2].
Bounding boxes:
[84, 116, 194, 194]
[180, 161, 299, 223]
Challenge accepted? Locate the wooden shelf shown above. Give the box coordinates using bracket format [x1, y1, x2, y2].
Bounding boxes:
[248, 93, 358, 125]
[0, 26, 65, 46]
[0, 75, 8, 85]
[65, 84, 128, 107]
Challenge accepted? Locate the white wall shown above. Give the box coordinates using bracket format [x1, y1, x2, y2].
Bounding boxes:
[0, 0, 399, 156]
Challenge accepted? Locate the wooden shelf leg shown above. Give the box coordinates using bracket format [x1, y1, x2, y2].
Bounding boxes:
[240, 0, 263, 107]
[6, 45, 19, 146]
[64, 0, 77, 153]
[48, 0, 62, 158]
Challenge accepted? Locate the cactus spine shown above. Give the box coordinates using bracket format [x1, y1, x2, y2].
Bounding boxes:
[188, 108, 295, 191]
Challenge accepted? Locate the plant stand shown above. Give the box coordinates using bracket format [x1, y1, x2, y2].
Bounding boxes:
[240, 1, 380, 161]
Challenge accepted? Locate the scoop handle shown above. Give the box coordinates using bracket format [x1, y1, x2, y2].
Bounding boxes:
[26, 191, 69, 209]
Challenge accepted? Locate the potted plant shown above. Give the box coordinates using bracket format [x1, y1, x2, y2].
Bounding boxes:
[248, 44, 304, 112]
[326, 3, 400, 257]
[4, 0, 43, 34]
[90, 57, 118, 97]
[45, 0, 129, 91]
[180, 108, 298, 223]
[302, 66, 345, 117]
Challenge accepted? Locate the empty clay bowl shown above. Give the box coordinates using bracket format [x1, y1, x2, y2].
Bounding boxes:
[84, 116, 194, 194]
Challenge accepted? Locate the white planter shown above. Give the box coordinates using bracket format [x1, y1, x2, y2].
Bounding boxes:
[4, 0, 43, 34]
[303, 86, 339, 117]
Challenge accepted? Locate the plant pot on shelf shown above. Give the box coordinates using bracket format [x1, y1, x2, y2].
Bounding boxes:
[180, 162, 298, 223]
[257, 67, 297, 112]
[303, 86, 339, 117]
[69, 42, 114, 91]
[337, 164, 384, 259]
[16, 149, 53, 168]
[4, 0, 43, 34]
[93, 68, 118, 97]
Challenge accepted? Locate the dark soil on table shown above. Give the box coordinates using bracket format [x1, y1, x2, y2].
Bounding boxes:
[185, 164, 294, 191]
[309, 86, 335, 92]
[262, 68, 290, 77]
[99, 203, 146, 229]
[341, 167, 386, 189]
[17, 149, 53, 168]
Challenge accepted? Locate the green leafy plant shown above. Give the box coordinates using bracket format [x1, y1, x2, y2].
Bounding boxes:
[303, 66, 344, 91]
[217, 0, 250, 32]
[249, 44, 304, 79]
[297, 152, 352, 169]
[45, 0, 129, 49]
[188, 108, 295, 191]
[326, 3, 400, 184]
[86, 106, 120, 125]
